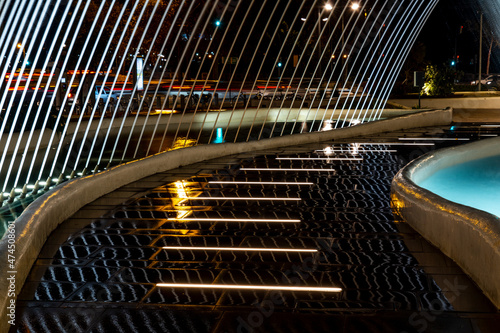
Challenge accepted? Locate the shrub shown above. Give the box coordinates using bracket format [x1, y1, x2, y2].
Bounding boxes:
[422, 65, 455, 96]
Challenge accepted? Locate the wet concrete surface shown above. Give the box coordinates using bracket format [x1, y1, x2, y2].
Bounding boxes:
[12, 124, 500, 332]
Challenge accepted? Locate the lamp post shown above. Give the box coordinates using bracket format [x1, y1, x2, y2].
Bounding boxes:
[321, 3, 333, 74]
[341, 1, 360, 83]
[478, 12, 483, 91]
[17, 43, 26, 68]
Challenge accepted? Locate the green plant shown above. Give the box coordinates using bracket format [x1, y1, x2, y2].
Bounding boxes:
[422, 65, 455, 96]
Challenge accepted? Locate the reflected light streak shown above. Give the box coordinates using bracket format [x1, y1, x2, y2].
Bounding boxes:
[351, 142, 360, 155]
[173, 181, 192, 219]
[276, 157, 362, 161]
[154, 109, 177, 114]
[156, 283, 342, 292]
[162, 246, 317, 252]
[182, 196, 301, 201]
[167, 218, 301, 223]
[315, 149, 397, 153]
[208, 181, 314, 185]
[398, 137, 469, 141]
[350, 142, 435, 146]
[241, 168, 336, 172]
[176, 210, 191, 219]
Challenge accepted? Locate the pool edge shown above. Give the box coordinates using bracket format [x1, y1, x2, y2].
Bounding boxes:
[391, 136, 500, 309]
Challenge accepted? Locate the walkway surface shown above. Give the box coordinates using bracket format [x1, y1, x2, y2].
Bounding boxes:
[12, 123, 500, 332]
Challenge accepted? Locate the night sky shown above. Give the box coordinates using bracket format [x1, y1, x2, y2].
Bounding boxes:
[414, 0, 499, 76]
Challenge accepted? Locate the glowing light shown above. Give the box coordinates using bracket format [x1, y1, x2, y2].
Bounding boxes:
[325, 3, 333, 10]
[174, 181, 188, 198]
[181, 197, 301, 201]
[173, 181, 192, 219]
[316, 148, 397, 153]
[170, 137, 197, 150]
[176, 210, 191, 219]
[351, 2, 360, 10]
[162, 246, 318, 252]
[208, 181, 314, 185]
[213, 127, 224, 143]
[276, 157, 362, 161]
[349, 142, 435, 146]
[322, 120, 333, 131]
[154, 109, 176, 114]
[240, 168, 336, 172]
[156, 283, 342, 293]
[167, 218, 301, 223]
[398, 137, 469, 141]
[350, 143, 360, 155]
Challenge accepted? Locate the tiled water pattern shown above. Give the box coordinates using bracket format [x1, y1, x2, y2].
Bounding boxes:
[13, 136, 500, 332]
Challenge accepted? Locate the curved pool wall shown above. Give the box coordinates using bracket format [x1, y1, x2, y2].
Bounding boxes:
[419, 154, 500, 218]
[391, 136, 500, 309]
[0, 109, 452, 333]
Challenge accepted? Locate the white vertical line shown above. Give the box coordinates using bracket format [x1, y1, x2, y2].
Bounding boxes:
[62, 1, 121, 175]
[2, 0, 58, 190]
[47, 1, 108, 177]
[36, 0, 91, 181]
[0, 1, 42, 192]
[84, 0, 136, 169]
[25, 0, 79, 185]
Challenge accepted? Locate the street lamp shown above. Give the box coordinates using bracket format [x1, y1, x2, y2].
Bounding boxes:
[17, 43, 26, 58]
[341, 1, 360, 83]
[316, 3, 334, 73]
[17, 43, 27, 68]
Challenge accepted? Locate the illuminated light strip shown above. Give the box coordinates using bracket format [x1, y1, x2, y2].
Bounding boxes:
[167, 218, 301, 223]
[182, 197, 301, 201]
[479, 134, 498, 137]
[398, 137, 469, 141]
[314, 149, 397, 153]
[156, 283, 342, 292]
[349, 142, 435, 146]
[480, 125, 500, 128]
[162, 246, 317, 252]
[240, 168, 336, 172]
[276, 157, 363, 161]
[208, 181, 314, 185]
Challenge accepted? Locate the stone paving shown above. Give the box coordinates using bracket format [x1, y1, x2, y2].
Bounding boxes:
[12, 125, 500, 332]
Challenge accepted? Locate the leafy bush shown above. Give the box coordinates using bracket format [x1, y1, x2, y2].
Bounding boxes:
[422, 65, 455, 96]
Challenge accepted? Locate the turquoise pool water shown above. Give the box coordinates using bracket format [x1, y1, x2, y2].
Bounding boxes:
[419, 154, 500, 218]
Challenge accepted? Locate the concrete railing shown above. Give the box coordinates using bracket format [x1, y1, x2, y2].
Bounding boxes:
[391, 136, 500, 309]
[0, 108, 452, 331]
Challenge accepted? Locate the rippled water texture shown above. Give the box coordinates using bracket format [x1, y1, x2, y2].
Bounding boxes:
[420, 155, 500, 218]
